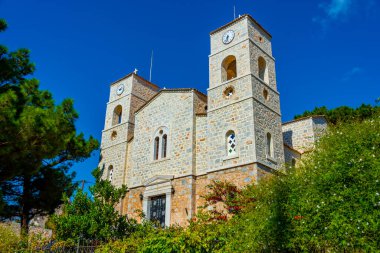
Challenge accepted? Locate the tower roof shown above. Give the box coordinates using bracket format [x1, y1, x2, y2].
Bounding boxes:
[210, 14, 272, 39]
[110, 72, 160, 90]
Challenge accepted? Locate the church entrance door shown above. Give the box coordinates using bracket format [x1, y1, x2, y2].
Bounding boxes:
[149, 195, 166, 227]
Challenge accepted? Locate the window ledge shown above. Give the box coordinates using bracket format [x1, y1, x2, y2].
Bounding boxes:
[150, 157, 171, 164]
[223, 154, 239, 161]
[266, 155, 277, 164]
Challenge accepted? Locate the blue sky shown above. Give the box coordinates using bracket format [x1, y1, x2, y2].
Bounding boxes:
[1, 0, 379, 190]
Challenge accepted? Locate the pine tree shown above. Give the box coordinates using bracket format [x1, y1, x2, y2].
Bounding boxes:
[0, 19, 99, 236]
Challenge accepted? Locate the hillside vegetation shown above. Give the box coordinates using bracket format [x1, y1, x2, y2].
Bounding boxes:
[94, 115, 380, 252]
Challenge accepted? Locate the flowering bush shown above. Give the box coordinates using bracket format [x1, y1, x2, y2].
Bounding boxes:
[95, 115, 380, 252]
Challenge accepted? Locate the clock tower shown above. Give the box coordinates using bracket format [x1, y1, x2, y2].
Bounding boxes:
[206, 15, 284, 176]
[99, 73, 159, 203]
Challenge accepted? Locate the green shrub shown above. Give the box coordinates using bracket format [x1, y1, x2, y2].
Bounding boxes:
[219, 116, 380, 252]
[284, 116, 380, 251]
[97, 115, 380, 252]
[0, 224, 21, 252]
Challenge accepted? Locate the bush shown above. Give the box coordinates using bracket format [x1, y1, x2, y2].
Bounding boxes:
[219, 115, 380, 252]
[95, 115, 380, 252]
[284, 116, 380, 251]
[0, 224, 21, 252]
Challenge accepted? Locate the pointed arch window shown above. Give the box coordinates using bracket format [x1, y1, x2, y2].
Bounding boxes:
[221, 55, 237, 82]
[112, 105, 122, 126]
[153, 128, 169, 161]
[226, 130, 237, 156]
[266, 132, 273, 157]
[258, 57, 269, 83]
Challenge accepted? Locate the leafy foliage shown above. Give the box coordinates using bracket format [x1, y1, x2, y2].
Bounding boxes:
[0, 19, 35, 87]
[284, 116, 380, 251]
[96, 114, 380, 252]
[0, 224, 20, 252]
[220, 115, 380, 252]
[294, 104, 380, 124]
[202, 181, 241, 221]
[52, 168, 134, 241]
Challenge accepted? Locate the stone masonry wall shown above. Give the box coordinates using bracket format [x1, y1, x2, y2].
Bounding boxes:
[247, 17, 272, 55]
[128, 91, 196, 188]
[195, 115, 208, 175]
[207, 98, 256, 172]
[123, 166, 272, 227]
[282, 116, 327, 153]
[100, 142, 127, 188]
[284, 145, 301, 165]
[249, 41, 277, 91]
[101, 74, 159, 189]
[253, 100, 285, 169]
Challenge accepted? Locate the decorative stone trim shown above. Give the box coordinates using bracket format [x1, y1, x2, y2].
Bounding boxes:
[207, 73, 280, 96]
[207, 95, 281, 117]
[208, 37, 275, 61]
[142, 175, 174, 227]
[266, 155, 277, 164]
[107, 92, 148, 105]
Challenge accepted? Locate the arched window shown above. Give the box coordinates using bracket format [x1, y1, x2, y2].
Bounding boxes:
[162, 134, 167, 158]
[154, 137, 159, 160]
[226, 130, 237, 156]
[258, 57, 269, 83]
[221, 55, 237, 82]
[108, 165, 114, 182]
[153, 127, 169, 161]
[112, 105, 122, 126]
[266, 132, 273, 157]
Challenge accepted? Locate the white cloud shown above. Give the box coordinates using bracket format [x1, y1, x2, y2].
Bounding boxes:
[323, 0, 352, 19]
[313, 0, 375, 30]
[341, 67, 362, 82]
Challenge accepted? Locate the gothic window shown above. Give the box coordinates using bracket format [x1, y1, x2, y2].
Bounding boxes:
[226, 130, 237, 156]
[221, 55, 237, 82]
[112, 105, 122, 125]
[162, 134, 167, 158]
[153, 127, 169, 161]
[258, 56, 269, 83]
[154, 137, 159, 160]
[266, 132, 273, 157]
[108, 165, 114, 182]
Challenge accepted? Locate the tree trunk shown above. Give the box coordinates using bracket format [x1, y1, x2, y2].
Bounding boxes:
[21, 175, 31, 238]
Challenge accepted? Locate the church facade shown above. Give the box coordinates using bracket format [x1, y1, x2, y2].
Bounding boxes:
[98, 14, 327, 227]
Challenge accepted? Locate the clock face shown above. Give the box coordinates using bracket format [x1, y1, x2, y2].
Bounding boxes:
[117, 84, 124, 95]
[222, 30, 235, 44]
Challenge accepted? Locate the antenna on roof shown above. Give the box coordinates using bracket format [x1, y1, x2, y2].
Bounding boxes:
[149, 50, 154, 82]
[234, 5, 236, 19]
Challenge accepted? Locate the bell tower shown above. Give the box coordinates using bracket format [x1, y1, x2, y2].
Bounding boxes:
[206, 15, 284, 175]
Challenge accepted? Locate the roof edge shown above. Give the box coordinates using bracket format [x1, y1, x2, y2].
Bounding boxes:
[282, 115, 327, 126]
[135, 88, 207, 115]
[210, 14, 272, 38]
[283, 143, 303, 155]
[110, 72, 160, 90]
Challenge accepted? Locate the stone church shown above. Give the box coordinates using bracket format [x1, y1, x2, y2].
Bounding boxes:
[99, 14, 327, 227]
